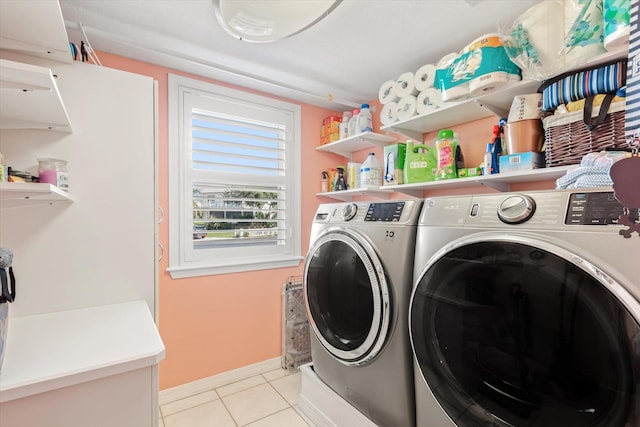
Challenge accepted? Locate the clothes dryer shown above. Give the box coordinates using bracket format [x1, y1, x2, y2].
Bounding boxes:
[304, 200, 422, 427]
[409, 189, 640, 427]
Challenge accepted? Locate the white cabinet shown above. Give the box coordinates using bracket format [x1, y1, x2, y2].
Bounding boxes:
[0, 0, 72, 64]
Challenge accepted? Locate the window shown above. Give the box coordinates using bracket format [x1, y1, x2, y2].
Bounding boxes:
[168, 74, 302, 277]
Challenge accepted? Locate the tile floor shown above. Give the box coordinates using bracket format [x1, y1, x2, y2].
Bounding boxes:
[159, 368, 312, 427]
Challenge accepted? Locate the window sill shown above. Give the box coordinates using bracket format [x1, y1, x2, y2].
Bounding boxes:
[167, 255, 304, 278]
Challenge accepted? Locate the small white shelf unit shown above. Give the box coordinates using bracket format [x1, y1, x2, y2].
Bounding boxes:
[0, 182, 73, 208]
[317, 186, 394, 201]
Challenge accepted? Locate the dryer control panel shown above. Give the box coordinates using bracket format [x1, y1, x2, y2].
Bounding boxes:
[565, 191, 635, 225]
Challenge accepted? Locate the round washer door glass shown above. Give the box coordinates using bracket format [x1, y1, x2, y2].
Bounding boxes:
[410, 240, 640, 427]
[305, 231, 389, 365]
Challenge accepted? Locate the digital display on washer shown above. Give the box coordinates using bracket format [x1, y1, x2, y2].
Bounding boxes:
[565, 191, 635, 225]
[365, 202, 405, 221]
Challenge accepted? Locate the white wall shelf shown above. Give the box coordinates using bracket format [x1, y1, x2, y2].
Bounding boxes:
[0, 59, 73, 132]
[0, 182, 73, 208]
[316, 132, 396, 157]
[381, 79, 541, 140]
[383, 166, 575, 197]
[317, 187, 392, 201]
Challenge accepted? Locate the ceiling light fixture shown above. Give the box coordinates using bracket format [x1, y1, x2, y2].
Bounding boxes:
[213, 0, 342, 43]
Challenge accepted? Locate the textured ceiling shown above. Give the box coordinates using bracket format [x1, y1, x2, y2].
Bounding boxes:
[60, 0, 539, 110]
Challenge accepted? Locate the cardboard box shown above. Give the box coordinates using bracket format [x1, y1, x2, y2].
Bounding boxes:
[499, 151, 545, 173]
[383, 143, 406, 185]
[457, 167, 482, 178]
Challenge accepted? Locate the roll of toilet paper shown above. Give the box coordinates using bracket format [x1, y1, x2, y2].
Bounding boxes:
[396, 72, 419, 97]
[379, 79, 400, 105]
[396, 95, 417, 122]
[416, 88, 443, 115]
[380, 101, 399, 126]
[414, 64, 437, 92]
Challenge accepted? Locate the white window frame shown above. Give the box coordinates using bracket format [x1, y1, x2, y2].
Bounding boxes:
[167, 74, 302, 278]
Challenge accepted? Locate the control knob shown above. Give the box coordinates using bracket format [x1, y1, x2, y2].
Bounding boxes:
[342, 203, 358, 221]
[497, 195, 536, 224]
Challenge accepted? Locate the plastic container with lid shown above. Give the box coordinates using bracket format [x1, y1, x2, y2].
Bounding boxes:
[360, 152, 382, 188]
[357, 104, 373, 133]
[38, 158, 69, 191]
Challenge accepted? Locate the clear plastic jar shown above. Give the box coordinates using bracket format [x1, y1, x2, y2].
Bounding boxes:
[38, 158, 69, 191]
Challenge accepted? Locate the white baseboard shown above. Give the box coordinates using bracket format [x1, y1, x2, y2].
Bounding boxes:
[159, 357, 282, 406]
[298, 363, 378, 427]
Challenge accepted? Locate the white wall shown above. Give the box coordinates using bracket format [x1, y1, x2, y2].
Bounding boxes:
[0, 54, 156, 318]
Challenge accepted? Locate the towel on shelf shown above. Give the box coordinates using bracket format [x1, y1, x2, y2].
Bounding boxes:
[556, 151, 630, 189]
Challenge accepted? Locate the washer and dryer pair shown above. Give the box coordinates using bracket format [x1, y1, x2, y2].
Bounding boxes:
[304, 189, 639, 427]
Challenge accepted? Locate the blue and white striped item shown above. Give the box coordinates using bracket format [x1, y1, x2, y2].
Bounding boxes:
[625, 0, 640, 141]
[541, 60, 627, 112]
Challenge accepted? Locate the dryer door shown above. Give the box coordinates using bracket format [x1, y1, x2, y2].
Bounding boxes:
[304, 229, 390, 366]
[410, 238, 640, 427]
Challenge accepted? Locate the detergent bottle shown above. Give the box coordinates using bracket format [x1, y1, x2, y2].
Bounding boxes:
[403, 140, 437, 183]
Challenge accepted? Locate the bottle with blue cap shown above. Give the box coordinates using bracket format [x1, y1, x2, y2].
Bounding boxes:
[357, 104, 373, 133]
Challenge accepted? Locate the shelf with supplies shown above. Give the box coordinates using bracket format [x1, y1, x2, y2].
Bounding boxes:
[0, 182, 74, 209]
[316, 132, 396, 158]
[382, 166, 575, 197]
[381, 79, 541, 140]
[0, 59, 73, 132]
[317, 187, 393, 201]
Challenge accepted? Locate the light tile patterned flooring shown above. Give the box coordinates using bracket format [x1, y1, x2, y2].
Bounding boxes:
[159, 368, 312, 427]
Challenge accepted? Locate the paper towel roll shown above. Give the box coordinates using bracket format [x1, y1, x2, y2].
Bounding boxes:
[564, 0, 606, 66]
[396, 95, 417, 122]
[380, 101, 399, 126]
[469, 72, 512, 96]
[396, 72, 419, 97]
[379, 80, 400, 105]
[414, 64, 436, 92]
[437, 52, 459, 69]
[416, 88, 443, 115]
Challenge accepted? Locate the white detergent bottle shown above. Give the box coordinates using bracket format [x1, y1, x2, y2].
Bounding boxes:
[360, 152, 382, 188]
[348, 108, 360, 137]
[339, 111, 352, 140]
[357, 103, 373, 133]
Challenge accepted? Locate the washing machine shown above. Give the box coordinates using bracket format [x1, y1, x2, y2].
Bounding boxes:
[304, 200, 422, 427]
[409, 189, 640, 427]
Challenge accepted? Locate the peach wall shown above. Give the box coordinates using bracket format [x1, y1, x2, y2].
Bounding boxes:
[96, 52, 557, 390]
[96, 52, 341, 389]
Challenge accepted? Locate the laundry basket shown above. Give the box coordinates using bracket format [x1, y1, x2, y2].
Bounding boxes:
[543, 101, 626, 167]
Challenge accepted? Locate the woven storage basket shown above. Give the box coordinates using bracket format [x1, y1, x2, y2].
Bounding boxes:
[543, 101, 626, 167]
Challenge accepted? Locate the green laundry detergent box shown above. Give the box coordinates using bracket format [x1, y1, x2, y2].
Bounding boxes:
[403, 140, 437, 184]
[383, 143, 406, 185]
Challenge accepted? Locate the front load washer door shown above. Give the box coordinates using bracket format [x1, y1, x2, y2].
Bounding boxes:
[304, 229, 390, 366]
[410, 237, 640, 427]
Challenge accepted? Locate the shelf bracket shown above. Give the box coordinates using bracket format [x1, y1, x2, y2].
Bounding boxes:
[381, 126, 423, 142]
[473, 99, 509, 119]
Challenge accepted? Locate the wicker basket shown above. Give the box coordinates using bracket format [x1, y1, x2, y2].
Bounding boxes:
[543, 101, 626, 167]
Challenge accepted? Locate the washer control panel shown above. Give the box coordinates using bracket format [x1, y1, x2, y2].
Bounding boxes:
[365, 202, 405, 222]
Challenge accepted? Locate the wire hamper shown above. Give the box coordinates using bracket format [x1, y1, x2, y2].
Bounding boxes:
[543, 101, 626, 167]
[281, 275, 311, 370]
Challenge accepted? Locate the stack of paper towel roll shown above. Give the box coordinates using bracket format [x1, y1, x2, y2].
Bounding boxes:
[379, 63, 444, 126]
